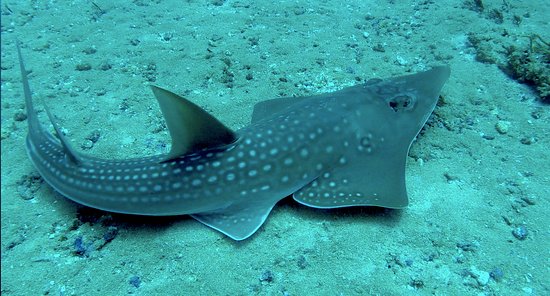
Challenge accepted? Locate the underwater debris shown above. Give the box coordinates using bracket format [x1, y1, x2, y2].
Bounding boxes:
[16, 172, 43, 200]
[505, 34, 550, 102]
[73, 236, 94, 257]
[468, 32, 550, 102]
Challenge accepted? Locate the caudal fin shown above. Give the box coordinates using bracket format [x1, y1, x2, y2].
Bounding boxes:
[16, 40, 81, 165]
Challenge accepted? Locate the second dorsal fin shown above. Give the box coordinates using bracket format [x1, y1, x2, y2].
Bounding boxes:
[150, 86, 237, 161]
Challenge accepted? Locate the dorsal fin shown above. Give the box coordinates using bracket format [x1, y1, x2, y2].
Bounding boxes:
[150, 86, 237, 161]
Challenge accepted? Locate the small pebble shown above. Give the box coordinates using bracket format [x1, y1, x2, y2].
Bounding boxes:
[259, 270, 273, 283]
[409, 278, 424, 288]
[103, 226, 119, 242]
[297, 255, 308, 269]
[86, 130, 101, 143]
[129, 276, 141, 288]
[82, 47, 97, 54]
[454, 254, 467, 264]
[457, 241, 478, 252]
[16, 173, 42, 200]
[1, 126, 11, 140]
[444, 172, 460, 183]
[372, 44, 385, 52]
[495, 121, 510, 134]
[81, 140, 94, 150]
[469, 266, 490, 286]
[98, 62, 112, 71]
[530, 108, 543, 119]
[490, 268, 504, 282]
[129, 39, 140, 46]
[75, 63, 92, 71]
[520, 136, 536, 145]
[512, 225, 528, 240]
[13, 111, 27, 121]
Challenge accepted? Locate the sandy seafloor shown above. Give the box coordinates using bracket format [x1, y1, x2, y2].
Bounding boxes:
[1, 0, 549, 295]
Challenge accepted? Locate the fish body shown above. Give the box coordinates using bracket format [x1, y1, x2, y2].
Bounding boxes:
[17, 41, 450, 240]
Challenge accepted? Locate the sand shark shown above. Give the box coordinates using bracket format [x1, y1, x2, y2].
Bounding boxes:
[17, 41, 450, 240]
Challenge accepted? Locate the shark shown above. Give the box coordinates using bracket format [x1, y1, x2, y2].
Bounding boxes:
[16, 41, 450, 240]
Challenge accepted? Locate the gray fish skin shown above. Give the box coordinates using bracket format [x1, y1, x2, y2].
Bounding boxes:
[17, 41, 450, 240]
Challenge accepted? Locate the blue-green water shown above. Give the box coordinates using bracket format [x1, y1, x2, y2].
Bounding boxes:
[1, 1, 548, 295]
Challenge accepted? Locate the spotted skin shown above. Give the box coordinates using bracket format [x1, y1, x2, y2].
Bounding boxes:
[17, 41, 450, 240]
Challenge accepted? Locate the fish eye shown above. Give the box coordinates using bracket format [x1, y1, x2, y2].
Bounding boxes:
[386, 94, 416, 112]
